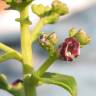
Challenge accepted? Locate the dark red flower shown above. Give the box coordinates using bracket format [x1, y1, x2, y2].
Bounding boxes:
[58, 37, 80, 61]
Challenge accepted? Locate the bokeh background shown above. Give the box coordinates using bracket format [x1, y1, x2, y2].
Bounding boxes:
[0, 0, 96, 96]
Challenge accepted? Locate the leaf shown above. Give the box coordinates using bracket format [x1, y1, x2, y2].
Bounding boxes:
[39, 72, 77, 96]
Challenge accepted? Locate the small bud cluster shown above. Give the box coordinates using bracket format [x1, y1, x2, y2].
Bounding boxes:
[32, 0, 69, 24]
[69, 28, 91, 47]
[3, 0, 33, 10]
[39, 28, 91, 61]
[58, 28, 91, 61]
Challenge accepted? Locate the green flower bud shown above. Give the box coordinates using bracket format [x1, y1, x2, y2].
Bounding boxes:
[74, 29, 91, 45]
[0, 74, 8, 90]
[32, 4, 45, 17]
[45, 6, 52, 15]
[32, 4, 51, 17]
[4, 0, 34, 10]
[69, 28, 78, 37]
[52, 0, 69, 16]
[42, 13, 59, 24]
[38, 32, 58, 55]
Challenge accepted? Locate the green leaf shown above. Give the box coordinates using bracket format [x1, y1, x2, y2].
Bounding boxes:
[39, 72, 77, 96]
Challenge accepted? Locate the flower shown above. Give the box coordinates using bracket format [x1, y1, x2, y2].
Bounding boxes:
[58, 37, 80, 61]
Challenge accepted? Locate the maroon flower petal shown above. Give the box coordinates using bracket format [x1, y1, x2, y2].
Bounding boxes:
[59, 37, 80, 61]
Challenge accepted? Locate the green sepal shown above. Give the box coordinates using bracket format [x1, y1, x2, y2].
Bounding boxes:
[69, 28, 78, 37]
[52, 0, 69, 16]
[0, 74, 9, 90]
[39, 72, 77, 96]
[74, 30, 91, 45]
[15, 17, 32, 25]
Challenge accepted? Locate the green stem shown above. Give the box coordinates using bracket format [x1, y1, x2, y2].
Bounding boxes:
[20, 6, 36, 96]
[37, 55, 58, 77]
[31, 19, 44, 43]
[0, 43, 22, 62]
[0, 52, 22, 63]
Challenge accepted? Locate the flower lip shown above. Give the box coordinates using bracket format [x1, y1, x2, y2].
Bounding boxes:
[59, 37, 80, 61]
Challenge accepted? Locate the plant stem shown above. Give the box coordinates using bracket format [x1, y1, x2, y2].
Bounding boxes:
[0, 43, 22, 62]
[20, 6, 36, 96]
[37, 55, 58, 77]
[31, 19, 44, 43]
[0, 43, 20, 54]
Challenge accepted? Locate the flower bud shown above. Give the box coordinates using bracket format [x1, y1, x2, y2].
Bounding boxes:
[74, 29, 91, 45]
[32, 4, 51, 17]
[38, 32, 58, 55]
[58, 37, 80, 61]
[52, 0, 69, 16]
[4, 0, 33, 10]
[32, 4, 45, 17]
[68, 28, 78, 37]
[48, 32, 58, 45]
[42, 13, 59, 24]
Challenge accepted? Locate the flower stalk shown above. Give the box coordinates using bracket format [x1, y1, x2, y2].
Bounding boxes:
[0, 43, 22, 62]
[37, 53, 58, 77]
[20, 6, 36, 96]
[31, 19, 44, 43]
